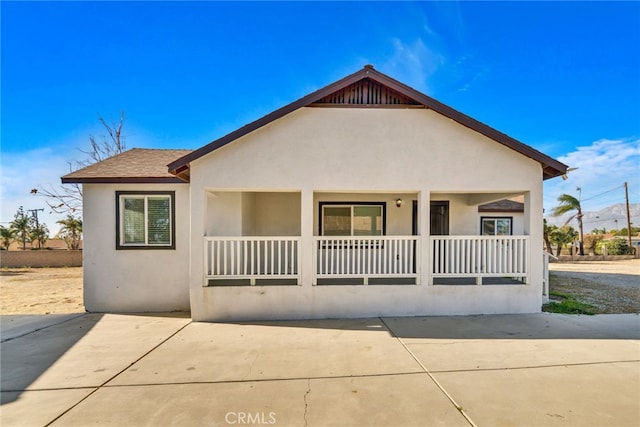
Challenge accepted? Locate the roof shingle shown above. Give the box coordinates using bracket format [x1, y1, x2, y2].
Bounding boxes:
[62, 149, 192, 183]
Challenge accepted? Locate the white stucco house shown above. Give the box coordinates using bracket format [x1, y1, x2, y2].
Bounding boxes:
[63, 65, 568, 321]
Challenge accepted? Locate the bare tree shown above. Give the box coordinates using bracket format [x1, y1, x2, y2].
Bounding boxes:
[31, 112, 126, 214]
[80, 113, 126, 165]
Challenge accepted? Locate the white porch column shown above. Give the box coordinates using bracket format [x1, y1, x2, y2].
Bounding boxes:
[300, 188, 315, 287]
[189, 186, 207, 320]
[419, 189, 432, 285]
[524, 188, 543, 289]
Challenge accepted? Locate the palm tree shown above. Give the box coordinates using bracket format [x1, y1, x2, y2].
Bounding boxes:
[543, 219, 555, 254]
[551, 193, 585, 255]
[550, 225, 579, 257]
[10, 207, 33, 250]
[56, 215, 82, 250]
[29, 223, 49, 249]
[0, 226, 16, 250]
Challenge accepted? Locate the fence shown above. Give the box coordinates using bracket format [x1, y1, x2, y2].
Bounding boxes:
[0, 250, 82, 268]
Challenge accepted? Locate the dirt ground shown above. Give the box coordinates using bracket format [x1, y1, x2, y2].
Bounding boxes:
[0, 268, 84, 315]
[549, 259, 640, 314]
[0, 261, 638, 315]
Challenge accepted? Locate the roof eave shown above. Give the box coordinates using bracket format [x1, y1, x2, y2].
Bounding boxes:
[167, 67, 377, 174]
[167, 65, 569, 180]
[61, 176, 187, 184]
[363, 68, 570, 179]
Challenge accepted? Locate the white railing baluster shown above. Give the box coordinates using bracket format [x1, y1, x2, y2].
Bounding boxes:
[206, 236, 428, 285]
[311, 236, 420, 283]
[208, 240, 213, 276]
[429, 236, 529, 283]
[204, 237, 302, 284]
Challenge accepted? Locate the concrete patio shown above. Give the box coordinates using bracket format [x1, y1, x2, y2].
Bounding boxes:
[1, 312, 639, 426]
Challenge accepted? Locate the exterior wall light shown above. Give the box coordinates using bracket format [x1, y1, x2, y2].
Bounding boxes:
[396, 198, 403, 208]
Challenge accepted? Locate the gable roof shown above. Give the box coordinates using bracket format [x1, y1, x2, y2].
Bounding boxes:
[62, 149, 192, 183]
[167, 65, 568, 181]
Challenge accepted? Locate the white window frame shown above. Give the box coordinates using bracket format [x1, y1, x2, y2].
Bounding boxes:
[116, 191, 175, 249]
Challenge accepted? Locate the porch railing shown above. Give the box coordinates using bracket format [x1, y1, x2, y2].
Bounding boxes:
[204, 236, 301, 284]
[431, 236, 529, 284]
[314, 236, 419, 284]
[204, 235, 529, 286]
[542, 251, 557, 302]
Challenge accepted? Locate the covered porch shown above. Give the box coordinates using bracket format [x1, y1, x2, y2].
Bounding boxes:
[202, 190, 533, 287]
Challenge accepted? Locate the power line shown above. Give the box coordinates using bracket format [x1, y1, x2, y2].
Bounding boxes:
[544, 184, 628, 208]
[580, 184, 625, 202]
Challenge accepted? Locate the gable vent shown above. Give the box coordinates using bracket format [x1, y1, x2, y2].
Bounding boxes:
[311, 78, 422, 106]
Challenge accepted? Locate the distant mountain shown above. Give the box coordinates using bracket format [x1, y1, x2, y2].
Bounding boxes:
[545, 203, 640, 233]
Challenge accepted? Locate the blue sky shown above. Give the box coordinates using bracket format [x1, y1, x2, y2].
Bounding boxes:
[2, 1, 639, 233]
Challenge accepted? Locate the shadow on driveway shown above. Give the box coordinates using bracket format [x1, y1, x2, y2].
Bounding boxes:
[0, 312, 191, 406]
[1, 313, 101, 405]
[227, 313, 640, 340]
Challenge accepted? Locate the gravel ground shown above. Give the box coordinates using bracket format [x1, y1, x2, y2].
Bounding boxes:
[549, 259, 640, 313]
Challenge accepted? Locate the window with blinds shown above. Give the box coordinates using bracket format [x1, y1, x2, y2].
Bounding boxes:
[116, 192, 175, 249]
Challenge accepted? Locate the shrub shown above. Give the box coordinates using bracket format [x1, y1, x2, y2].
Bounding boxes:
[596, 237, 632, 255]
[583, 234, 603, 255]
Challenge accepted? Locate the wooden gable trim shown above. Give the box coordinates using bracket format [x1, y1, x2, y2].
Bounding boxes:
[167, 65, 568, 180]
[310, 78, 421, 106]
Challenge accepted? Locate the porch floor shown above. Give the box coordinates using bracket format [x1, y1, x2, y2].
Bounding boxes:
[433, 277, 526, 286]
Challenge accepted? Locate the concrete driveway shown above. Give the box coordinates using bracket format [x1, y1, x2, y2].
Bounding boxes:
[1, 313, 639, 427]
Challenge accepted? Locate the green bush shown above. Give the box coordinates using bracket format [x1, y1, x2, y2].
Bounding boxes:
[596, 237, 632, 255]
[583, 234, 603, 254]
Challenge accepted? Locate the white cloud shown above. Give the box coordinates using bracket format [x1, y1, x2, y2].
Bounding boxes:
[544, 138, 640, 213]
[382, 37, 445, 94]
[0, 146, 79, 235]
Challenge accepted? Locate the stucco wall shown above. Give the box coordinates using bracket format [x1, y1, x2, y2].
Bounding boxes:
[195, 284, 542, 321]
[205, 192, 243, 236]
[83, 183, 190, 312]
[192, 108, 540, 190]
[249, 192, 301, 236]
[0, 250, 82, 268]
[205, 191, 301, 236]
[188, 107, 546, 320]
[314, 192, 415, 236]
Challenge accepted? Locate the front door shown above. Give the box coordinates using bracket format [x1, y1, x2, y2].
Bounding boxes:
[430, 201, 449, 235]
[430, 201, 449, 277]
[411, 201, 450, 235]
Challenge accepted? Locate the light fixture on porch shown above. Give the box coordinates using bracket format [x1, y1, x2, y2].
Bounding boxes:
[395, 198, 403, 208]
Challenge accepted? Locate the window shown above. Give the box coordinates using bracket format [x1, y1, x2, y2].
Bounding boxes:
[481, 217, 512, 236]
[320, 202, 385, 236]
[116, 191, 175, 249]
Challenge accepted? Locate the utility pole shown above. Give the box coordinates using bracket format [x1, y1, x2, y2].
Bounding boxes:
[27, 208, 44, 228]
[624, 182, 633, 254]
[27, 208, 45, 249]
[576, 187, 584, 256]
